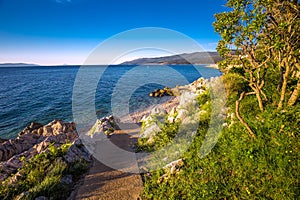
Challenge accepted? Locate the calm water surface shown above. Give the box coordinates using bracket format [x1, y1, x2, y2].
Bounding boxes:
[0, 65, 221, 138]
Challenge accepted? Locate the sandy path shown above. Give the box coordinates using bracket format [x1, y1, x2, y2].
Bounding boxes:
[74, 125, 143, 200]
[74, 97, 179, 200]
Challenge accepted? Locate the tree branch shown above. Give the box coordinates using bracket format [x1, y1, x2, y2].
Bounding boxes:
[235, 92, 256, 139]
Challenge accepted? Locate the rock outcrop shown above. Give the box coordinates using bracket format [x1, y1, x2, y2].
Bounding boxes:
[0, 120, 91, 182]
[149, 87, 174, 97]
[140, 77, 209, 144]
[139, 105, 168, 143]
[97, 115, 119, 136]
[157, 159, 185, 184]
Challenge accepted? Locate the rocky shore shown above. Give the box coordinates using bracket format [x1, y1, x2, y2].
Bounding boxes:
[0, 76, 223, 199]
[0, 120, 92, 199]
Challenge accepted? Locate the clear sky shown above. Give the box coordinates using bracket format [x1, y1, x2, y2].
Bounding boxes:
[0, 0, 229, 65]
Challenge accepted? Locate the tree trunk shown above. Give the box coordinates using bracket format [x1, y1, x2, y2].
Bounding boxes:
[288, 79, 300, 106]
[277, 66, 284, 91]
[236, 92, 256, 139]
[256, 92, 264, 111]
[249, 83, 264, 111]
[278, 62, 290, 109]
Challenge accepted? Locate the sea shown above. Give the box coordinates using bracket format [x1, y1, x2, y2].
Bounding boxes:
[0, 65, 221, 139]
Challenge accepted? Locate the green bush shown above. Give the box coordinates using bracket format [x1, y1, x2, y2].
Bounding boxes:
[137, 121, 181, 152]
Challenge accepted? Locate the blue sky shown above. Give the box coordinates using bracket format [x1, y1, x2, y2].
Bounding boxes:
[0, 0, 229, 65]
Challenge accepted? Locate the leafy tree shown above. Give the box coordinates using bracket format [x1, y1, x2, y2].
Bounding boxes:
[214, 0, 300, 136]
[262, 0, 300, 108]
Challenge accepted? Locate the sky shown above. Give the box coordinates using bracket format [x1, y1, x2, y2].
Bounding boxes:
[0, 0, 229, 65]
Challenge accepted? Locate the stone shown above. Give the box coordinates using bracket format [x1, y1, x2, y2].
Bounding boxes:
[164, 159, 184, 172]
[96, 115, 118, 136]
[0, 149, 3, 161]
[150, 106, 167, 117]
[179, 91, 197, 106]
[149, 87, 174, 97]
[63, 142, 91, 163]
[61, 174, 73, 185]
[167, 107, 177, 123]
[37, 127, 44, 135]
[140, 115, 149, 123]
[0, 120, 90, 184]
[158, 159, 184, 184]
[29, 122, 43, 130]
[0, 142, 16, 161]
[0, 138, 8, 144]
[157, 174, 168, 184]
[43, 126, 53, 136]
[175, 109, 189, 121]
[140, 123, 161, 143]
[34, 141, 48, 153]
[51, 121, 63, 135]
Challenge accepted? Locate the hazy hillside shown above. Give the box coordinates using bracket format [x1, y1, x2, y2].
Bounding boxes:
[121, 52, 223, 65]
[0, 63, 39, 67]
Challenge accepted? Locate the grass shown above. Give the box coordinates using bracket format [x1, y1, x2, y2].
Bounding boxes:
[138, 73, 300, 199]
[0, 143, 89, 200]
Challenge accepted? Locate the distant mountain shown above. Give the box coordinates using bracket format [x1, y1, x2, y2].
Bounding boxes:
[121, 52, 223, 65]
[0, 63, 39, 67]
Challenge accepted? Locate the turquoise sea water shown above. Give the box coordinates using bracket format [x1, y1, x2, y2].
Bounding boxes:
[0, 65, 221, 139]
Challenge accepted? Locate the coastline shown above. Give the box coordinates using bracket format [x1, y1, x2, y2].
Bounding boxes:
[0, 74, 220, 199]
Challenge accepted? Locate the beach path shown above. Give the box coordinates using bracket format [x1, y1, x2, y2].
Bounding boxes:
[73, 98, 179, 199]
[74, 124, 143, 200]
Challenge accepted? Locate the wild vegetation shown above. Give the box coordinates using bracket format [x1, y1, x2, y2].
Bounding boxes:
[139, 0, 299, 199]
[0, 143, 89, 200]
[214, 0, 299, 133]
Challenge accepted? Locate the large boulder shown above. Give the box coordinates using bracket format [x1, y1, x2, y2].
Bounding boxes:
[0, 120, 88, 182]
[63, 139, 91, 164]
[149, 87, 174, 97]
[18, 122, 43, 136]
[96, 115, 118, 136]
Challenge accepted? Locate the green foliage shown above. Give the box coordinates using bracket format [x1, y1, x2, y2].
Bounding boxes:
[214, 0, 300, 109]
[141, 99, 299, 200]
[137, 121, 181, 152]
[221, 73, 248, 104]
[140, 74, 299, 199]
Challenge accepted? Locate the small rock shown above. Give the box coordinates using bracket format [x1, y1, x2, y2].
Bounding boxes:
[150, 106, 167, 117]
[0, 138, 8, 144]
[43, 126, 53, 136]
[175, 109, 189, 121]
[61, 174, 73, 185]
[51, 121, 63, 135]
[140, 123, 161, 138]
[29, 122, 43, 130]
[167, 107, 177, 123]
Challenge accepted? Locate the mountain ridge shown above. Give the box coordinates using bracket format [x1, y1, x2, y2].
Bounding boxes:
[121, 52, 223, 65]
[0, 63, 39, 67]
